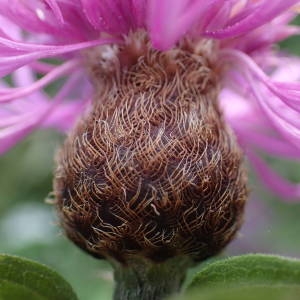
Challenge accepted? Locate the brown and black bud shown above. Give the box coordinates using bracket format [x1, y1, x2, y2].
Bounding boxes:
[53, 35, 248, 267]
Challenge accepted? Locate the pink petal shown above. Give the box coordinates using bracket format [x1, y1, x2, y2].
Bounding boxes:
[0, 37, 119, 77]
[205, 0, 300, 39]
[247, 150, 300, 201]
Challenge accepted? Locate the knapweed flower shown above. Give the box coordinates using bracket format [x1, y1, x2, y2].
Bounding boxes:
[1, 1, 300, 299]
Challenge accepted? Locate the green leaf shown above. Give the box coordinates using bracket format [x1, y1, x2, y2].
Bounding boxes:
[0, 254, 78, 300]
[188, 254, 300, 290]
[173, 255, 300, 300]
[173, 286, 300, 300]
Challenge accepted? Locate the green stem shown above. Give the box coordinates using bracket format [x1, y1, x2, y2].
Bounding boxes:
[113, 256, 192, 300]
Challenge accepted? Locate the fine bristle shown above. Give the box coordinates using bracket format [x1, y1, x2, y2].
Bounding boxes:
[54, 35, 248, 264]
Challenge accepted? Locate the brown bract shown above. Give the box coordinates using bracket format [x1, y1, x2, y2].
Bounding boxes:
[54, 34, 248, 265]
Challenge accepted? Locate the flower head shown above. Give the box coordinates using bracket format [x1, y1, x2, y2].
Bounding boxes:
[1, 1, 300, 298]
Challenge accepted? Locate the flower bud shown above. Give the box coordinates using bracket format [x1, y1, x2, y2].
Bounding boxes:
[53, 35, 247, 297]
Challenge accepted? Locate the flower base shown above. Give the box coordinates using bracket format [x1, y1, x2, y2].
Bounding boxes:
[113, 256, 193, 300]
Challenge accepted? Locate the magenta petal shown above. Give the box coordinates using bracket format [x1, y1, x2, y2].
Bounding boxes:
[205, 0, 299, 39]
[0, 60, 80, 103]
[247, 150, 300, 201]
[148, 0, 212, 49]
[221, 49, 300, 150]
[0, 122, 37, 154]
[44, 0, 64, 24]
[81, 0, 138, 34]
[0, 37, 119, 77]
[42, 100, 88, 131]
[241, 130, 300, 160]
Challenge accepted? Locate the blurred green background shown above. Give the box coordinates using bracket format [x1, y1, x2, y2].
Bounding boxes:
[1, 18, 300, 300]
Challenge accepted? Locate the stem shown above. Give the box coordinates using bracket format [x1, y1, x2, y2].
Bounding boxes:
[113, 256, 192, 300]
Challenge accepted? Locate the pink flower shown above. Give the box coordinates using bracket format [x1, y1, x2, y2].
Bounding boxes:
[1, 0, 300, 200]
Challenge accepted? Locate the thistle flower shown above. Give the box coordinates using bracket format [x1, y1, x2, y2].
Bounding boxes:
[1, 1, 300, 300]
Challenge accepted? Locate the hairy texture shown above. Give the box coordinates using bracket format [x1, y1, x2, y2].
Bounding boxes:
[54, 36, 248, 264]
